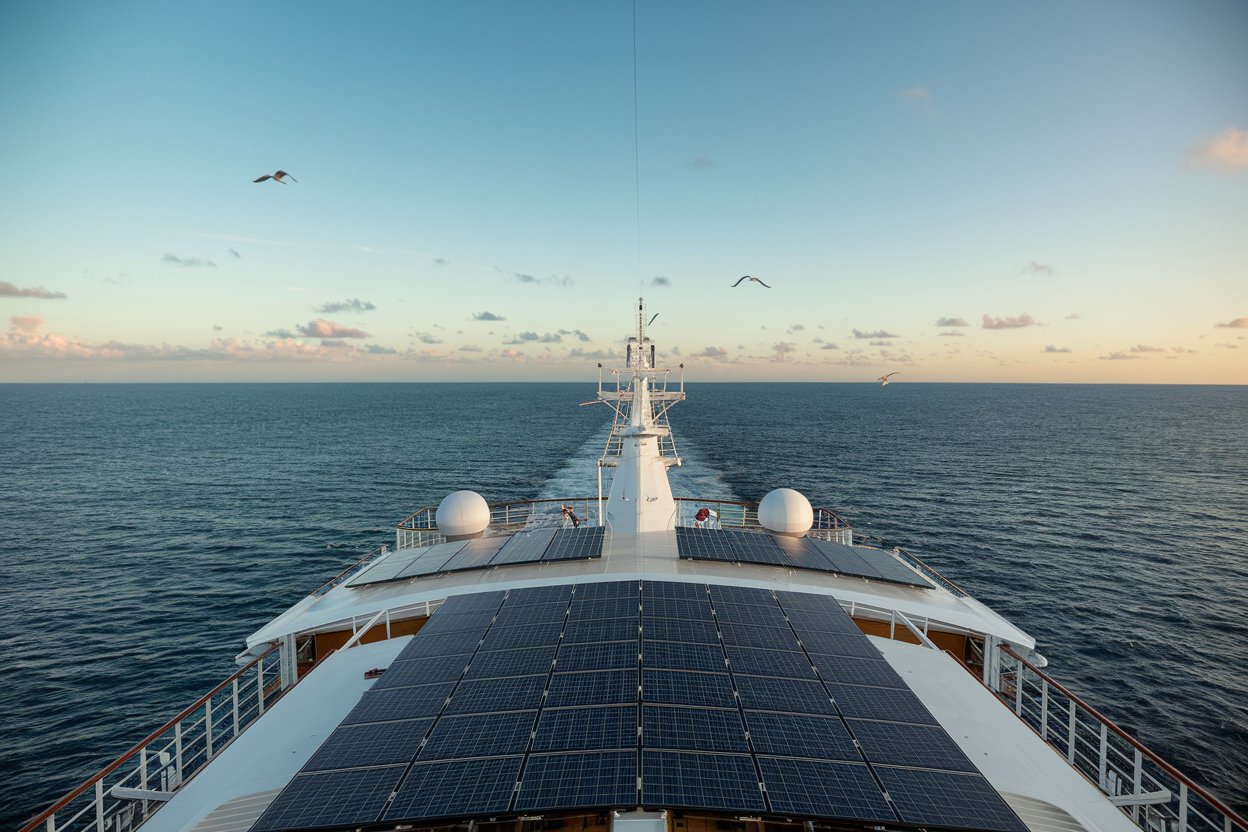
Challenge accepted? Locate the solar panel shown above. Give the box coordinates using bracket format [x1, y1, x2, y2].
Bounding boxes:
[547, 669, 638, 707]
[491, 528, 558, 565]
[733, 675, 837, 715]
[642, 641, 726, 673]
[718, 623, 802, 651]
[773, 590, 844, 613]
[724, 646, 816, 679]
[798, 631, 884, 660]
[415, 610, 498, 636]
[437, 591, 507, 614]
[465, 646, 557, 680]
[824, 682, 939, 725]
[804, 540, 930, 588]
[480, 620, 565, 651]
[811, 655, 907, 689]
[805, 538, 881, 579]
[533, 705, 638, 752]
[444, 674, 548, 715]
[494, 599, 570, 625]
[846, 719, 978, 772]
[783, 608, 862, 636]
[401, 630, 487, 659]
[724, 530, 789, 565]
[641, 750, 765, 812]
[712, 601, 788, 628]
[641, 615, 718, 644]
[440, 536, 509, 571]
[574, 580, 639, 600]
[756, 757, 895, 821]
[543, 526, 606, 561]
[708, 584, 777, 607]
[641, 706, 748, 753]
[516, 751, 638, 812]
[743, 712, 858, 761]
[382, 756, 524, 822]
[348, 549, 424, 585]
[419, 710, 538, 760]
[341, 683, 454, 724]
[675, 527, 737, 561]
[641, 581, 707, 602]
[873, 767, 1029, 832]
[639, 597, 713, 621]
[251, 766, 407, 832]
[395, 540, 470, 579]
[642, 670, 736, 708]
[303, 718, 433, 771]
[569, 596, 640, 621]
[563, 616, 639, 644]
[557, 641, 638, 672]
[505, 584, 575, 606]
[861, 549, 928, 587]
[770, 535, 838, 572]
[371, 654, 472, 690]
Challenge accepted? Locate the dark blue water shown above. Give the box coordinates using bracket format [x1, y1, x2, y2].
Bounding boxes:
[1, 383, 1245, 826]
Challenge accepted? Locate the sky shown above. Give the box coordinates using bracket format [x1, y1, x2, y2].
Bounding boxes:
[1, 0, 1245, 383]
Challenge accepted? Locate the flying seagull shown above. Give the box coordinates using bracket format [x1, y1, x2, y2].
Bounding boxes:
[253, 170, 297, 184]
[731, 275, 771, 288]
[877, 372, 899, 386]
[648, 313, 659, 326]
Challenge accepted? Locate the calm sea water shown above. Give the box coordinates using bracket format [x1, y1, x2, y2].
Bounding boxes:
[1, 382, 1245, 825]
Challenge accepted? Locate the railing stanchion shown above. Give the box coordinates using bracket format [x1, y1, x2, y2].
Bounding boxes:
[1015, 662, 1024, 716]
[1040, 679, 1049, 740]
[94, 780, 104, 832]
[257, 658, 266, 716]
[205, 699, 214, 761]
[232, 678, 240, 738]
[1179, 782, 1189, 832]
[1098, 722, 1109, 788]
[1067, 698, 1077, 765]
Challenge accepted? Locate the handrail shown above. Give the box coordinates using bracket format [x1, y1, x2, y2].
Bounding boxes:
[20, 642, 281, 832]
[999, 645, 1248, 830]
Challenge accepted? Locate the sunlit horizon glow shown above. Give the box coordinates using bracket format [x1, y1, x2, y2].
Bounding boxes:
[1, 2, 1245, 384]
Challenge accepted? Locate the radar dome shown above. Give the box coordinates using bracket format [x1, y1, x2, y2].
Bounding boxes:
[757, 488, 814, 536]
[436, 490, 490, 540]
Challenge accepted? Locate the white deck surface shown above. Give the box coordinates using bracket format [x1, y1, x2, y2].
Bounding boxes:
[142, 637, 410, 832]
[875, 637, 1141, 832]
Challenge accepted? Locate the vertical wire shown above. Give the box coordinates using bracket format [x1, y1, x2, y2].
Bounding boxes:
[632, 0, 642, 295]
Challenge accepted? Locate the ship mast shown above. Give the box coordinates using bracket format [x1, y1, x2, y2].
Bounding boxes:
[594, 298, 685, 533]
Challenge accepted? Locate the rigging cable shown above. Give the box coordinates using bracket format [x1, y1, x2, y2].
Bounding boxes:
[632, 0, 643, 295]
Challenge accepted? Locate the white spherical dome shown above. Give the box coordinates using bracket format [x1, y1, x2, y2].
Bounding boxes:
[436, 490, 490, 539]
[757, 488, 814, 536]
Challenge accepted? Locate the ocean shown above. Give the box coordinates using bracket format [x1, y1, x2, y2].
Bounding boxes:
[1, 382, 1245, 826]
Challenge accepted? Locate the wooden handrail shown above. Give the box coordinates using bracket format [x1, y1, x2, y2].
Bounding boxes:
[20, 642, 281, 832]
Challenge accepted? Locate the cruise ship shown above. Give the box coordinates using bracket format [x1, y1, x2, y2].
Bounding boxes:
[23, 301, 1245, 832]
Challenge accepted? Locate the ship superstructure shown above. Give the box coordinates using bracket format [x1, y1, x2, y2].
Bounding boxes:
[22, 301, 1246, 832]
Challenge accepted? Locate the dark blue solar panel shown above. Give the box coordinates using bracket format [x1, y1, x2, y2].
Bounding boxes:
[396, 540, 470, 578]
[415, 610, 497, 636]
[863, 549, 929, 587]
[543, 526, 606, 561]
[403, 630, 487, 659]
[724, 530, 789, 565]
[771, 535, 838, 572]
[382, 756, 523, 821]
[773, 590, 843, 613]
[251, 766, 406, 831]
[547, 669, 638, 707]
[440, 536, 508, 571]
[419, 710, 537, 760]
[642, 706, 748, 753]
[712, 601, 788, 628]
[783, 608, 862, 636]
[733, 675, 836, 715]
[724, 646, 816, 679]
[342, 683, 454, 724]
[757, 757, 895, 821]
[437, 591, 506, 613]
[505, 583, 575, 606]
[563, 616, 639, 644]
[372, 654, 471, 689]
[558, 641, 638, 672]
[481, 620, 565, 651]
[641, 616, 719, 644]
[444, 674, 547, 715]
[642, 641, 726, 673]
[494, 600, 571, 625]
[464, 646, 556, 679]
[799, 631, 883, 660]
[642, 581, 707, 602]
[675, 527, 737, 561]
[873, 767, 1029, 832]
[533, 705, 638, 752]
[847, 719, 978, 772]
[569, 596, 640, 621]
[811, 655, 906, 689]
[718, 623, 802, 650]
[641, 751, 765, 812]
[640, 597, 713, 621]
[516, 751, 638, 811]
[642, 670, 736, 708]
[743, 712, 858, 761]
[491, 528, 557, 565]
[824, 682, 938, 725]
[304, 719, 432, 771]
[708, 584, 777, 607]
[575, 580, 639, 600]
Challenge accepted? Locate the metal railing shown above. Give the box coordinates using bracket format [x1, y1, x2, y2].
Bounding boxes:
[992, 645, 1247, 832]
[309, 543, 390, 598]
[20, 641, 289, 832]
[852, 531, 969, 597]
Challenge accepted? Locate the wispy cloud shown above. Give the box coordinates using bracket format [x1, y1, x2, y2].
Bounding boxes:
[162, 253, 217, 268]
[212, 324, 224, 331]
[771, 342, 797, 362]
[512, 272, 574, 288]
[981, 313, 1037, 329]
[1065, 312, 1082, 320]
[432, 257, 448, 266]
[505, 331, 563, 344]
[366, 344, 398, 355]
[459, 344, 482, 352]
[1130, 344, 1164, 353]
[1216, 342, 1239, 349]
[558, 329, 591, 342]
[567, 348, 616, 360]
[787, 324, 805, 334]
[1020, 260, 1055, 276]
[697, 346, 730, 360]
[1214, 317, 1248, 328]
[651, 276, 671, 287]
[0, 281, 67, 299]
[938, 330, 965, 337]
[317, 298, 376, 314]
[1100, 352, 1140, 361]
[295, 318, 371, 339]
[473, 311, 505, 321]
[1189, 127, 1248, 172]
[819, 342, 840, 350]
[935, 317, 968, 327]
[686, 157, 718, 170]
[1043, 345, 1072, 353]
[900, 85, 931, 103]
[411, 331, 442, 345]
[852, 328, 899, 339]
[1171, 347, 1198, 354]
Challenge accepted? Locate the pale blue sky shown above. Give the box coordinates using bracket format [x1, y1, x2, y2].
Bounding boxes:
[1, 1, 1245, 381]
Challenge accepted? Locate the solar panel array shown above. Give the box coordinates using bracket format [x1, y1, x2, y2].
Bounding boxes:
[676, 528, 930, 588]
[251, 582, 1026, 832]
[349, 527, 605, 588]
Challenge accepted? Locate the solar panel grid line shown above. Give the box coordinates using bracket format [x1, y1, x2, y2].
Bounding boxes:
[395, 540, 471, 579]
[532, 704, 640, 752]
[637, 597, 713, 621]
[822, 681, 939, 725]
[557, 640, 640, 672]
[641, 640, 728, 673]
[641, 580, 709, 602]
[809, 654, 908, 689]
[249, 765, 409, 831]
[718, 623, 804, 651]
[872, 766, 1031, 832]
[732, 675, 839, 716]
[783, 608, 863, 636]
[724, 530, 791, 565]
[414, 611, 498, 637]
[382, 756, 525, 822]
[755, 756, 897, 822]
[371, 654, 473, 690]
[640, 669, 737, 708]
[543, 526, 607, 561]
[742, 712, 861, 762]
[640, 615, 719, 644]
[348, 549, 424, 586]
[547, 669, 639, 708]
[494, 601, 571, 624]
[439, 535, 509, 571]
[563, 615, 640, 644]
[723, 645, 818, 679]
[770, 535, 840, 572]
[490, 528, 559, 566]
[842, 718, 980, 772]
[711, 601, 789, 627]
[303, 718, 435, 772]
[572, 580, 640, 600]
[419, 710, 540, 761]
[341, 682, 457, 725]
[401, 630, 489, 659]
[515, 750, 640, 812]
[481, 620, 567, 651]
[640, 750, 766, 813]
[798, 631, 887, 660]
[674, 527, 738, 561]
[568, 597, 640, 621]
[504, 583, 576, 605]
[436, 591, 507, 613]
[707, 584, 780, 607]
[641, 705, 750, 753]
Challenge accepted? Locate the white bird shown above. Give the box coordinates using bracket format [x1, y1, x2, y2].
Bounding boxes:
[253, 170, 297, 184]
[877, 372, 899, 386]
[731, 275, 771, 288]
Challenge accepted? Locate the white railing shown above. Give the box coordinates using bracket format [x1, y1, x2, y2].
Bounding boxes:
[990, 645, 1246, 832]
[21, 641, 291, 832]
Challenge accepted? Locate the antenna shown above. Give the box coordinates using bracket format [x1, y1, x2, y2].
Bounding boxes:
[632, 0, 642, 293]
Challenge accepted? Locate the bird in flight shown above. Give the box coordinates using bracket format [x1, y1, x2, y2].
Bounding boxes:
[877, 372, 899, 386]
[731, 275, 771, 288]
[253, 170, 297, 184]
